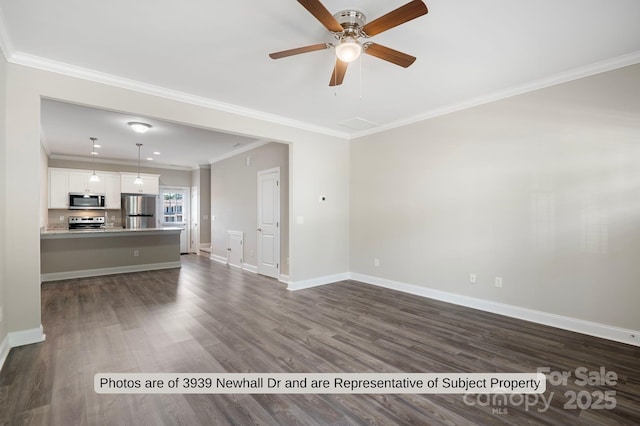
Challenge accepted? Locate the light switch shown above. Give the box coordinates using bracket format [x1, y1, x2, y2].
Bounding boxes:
[296, 216, 304, 225]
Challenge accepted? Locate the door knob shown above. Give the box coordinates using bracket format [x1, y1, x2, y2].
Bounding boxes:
[257, 228, 262, 232]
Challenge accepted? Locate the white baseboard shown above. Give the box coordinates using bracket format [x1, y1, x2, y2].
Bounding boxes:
[209, 254, 258, 274]
[40, 261, 182, 282]
[350, 273, 640, 348]
[8, 325, 46, 347]
[288, 273, 350, 291]
[210, 254, 227, 265]
[0, 325, 47, 373]
[199, 243, 211, 253]
[279, 274, 290, 284]
[243, 263, 258, 274]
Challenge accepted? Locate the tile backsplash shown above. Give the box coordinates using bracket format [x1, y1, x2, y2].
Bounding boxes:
[47, 209, 122, 229]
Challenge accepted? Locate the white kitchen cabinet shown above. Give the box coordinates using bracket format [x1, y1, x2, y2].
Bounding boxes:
[68, 170, 106, 194]
[120, 173, 160, 195]
[48, 168, 69, 208]
[49, 168, 159, 209]
[104, 173, 121, 209]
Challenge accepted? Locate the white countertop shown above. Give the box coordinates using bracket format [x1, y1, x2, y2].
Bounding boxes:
[41, 227, 183, 239]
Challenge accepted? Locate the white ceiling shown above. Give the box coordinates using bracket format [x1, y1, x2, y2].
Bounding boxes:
[1, 0, 640, 168]
[40, 99, 263, 169]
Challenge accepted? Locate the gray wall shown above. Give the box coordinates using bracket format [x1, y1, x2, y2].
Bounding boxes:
[350, 64, 640, 331]
[199, 166, 211, 244]
[211, 142, 289, 275]
[0, 52, 7, 347]
[190, 166, 211, 246]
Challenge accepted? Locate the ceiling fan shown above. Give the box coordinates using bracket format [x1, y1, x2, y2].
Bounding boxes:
[269, 0, 428, 86]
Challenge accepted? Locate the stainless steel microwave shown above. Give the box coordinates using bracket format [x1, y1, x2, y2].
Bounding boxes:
[68, 193, 106, 210]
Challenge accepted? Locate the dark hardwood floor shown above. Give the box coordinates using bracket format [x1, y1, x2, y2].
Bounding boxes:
[1, 255, 639, 425]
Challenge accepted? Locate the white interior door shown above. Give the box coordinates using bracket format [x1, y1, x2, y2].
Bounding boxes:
[257, 168, 280, 279]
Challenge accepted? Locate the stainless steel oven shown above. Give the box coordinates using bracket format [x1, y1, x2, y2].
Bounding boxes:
[68, 216, 105, 230]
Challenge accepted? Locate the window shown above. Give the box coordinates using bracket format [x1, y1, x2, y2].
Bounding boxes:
[162, 191, 185, 224]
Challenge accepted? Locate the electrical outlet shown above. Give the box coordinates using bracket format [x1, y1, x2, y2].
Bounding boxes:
[495, 277, 503, 288]
[374, 258, 380, 267]
[470, 273, 477, 284]
[59, 216, 65, 222]
[134, 250, 139, 257]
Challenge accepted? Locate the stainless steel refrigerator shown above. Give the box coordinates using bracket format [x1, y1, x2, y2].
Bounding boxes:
[122, 194, 156, 229]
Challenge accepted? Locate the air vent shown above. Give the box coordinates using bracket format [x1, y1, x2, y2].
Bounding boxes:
[338, 117, 378, 131]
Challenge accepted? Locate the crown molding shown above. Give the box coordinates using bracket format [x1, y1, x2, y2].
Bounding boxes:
[209, 140, 272, 164]
[351, 50, 640, 139]
[7, 51, 351, 140]
[48, 154, 194, 171]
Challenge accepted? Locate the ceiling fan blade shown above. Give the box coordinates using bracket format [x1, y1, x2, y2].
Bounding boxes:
[329, 59, 348, 86]
[363, 43, 416, 68]
[361, 0, 428, 37]
[269, 43, 330, 59]
[297, 0, 344, 33]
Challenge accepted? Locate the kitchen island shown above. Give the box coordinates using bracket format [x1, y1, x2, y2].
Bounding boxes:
[40, 227, 183, 281]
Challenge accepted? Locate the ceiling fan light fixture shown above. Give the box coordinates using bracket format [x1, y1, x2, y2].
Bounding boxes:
[128, 122, 152, 134]
[335, 37, 362, 63]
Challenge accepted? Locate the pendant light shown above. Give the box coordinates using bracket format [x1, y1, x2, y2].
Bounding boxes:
[134, 143, 143, 185]
[89, 137, 100, 183]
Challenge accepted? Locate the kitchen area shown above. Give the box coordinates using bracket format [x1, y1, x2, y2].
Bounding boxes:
[40, 167, 186, 281]
[38, 98, 251, 283]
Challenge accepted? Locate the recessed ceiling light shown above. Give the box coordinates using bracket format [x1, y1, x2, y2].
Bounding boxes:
[128, 122, 152, 134]
[91, 151, 98, 155]
[146, 157, 153, 161]
[153, 151, 161, 155]
[93, 144, 101, 148]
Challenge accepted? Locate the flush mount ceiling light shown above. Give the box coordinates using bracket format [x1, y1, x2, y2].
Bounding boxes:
[89, 137, 100, 183]
[128, 122, 152, 134]
[134, 143, 143, 185]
